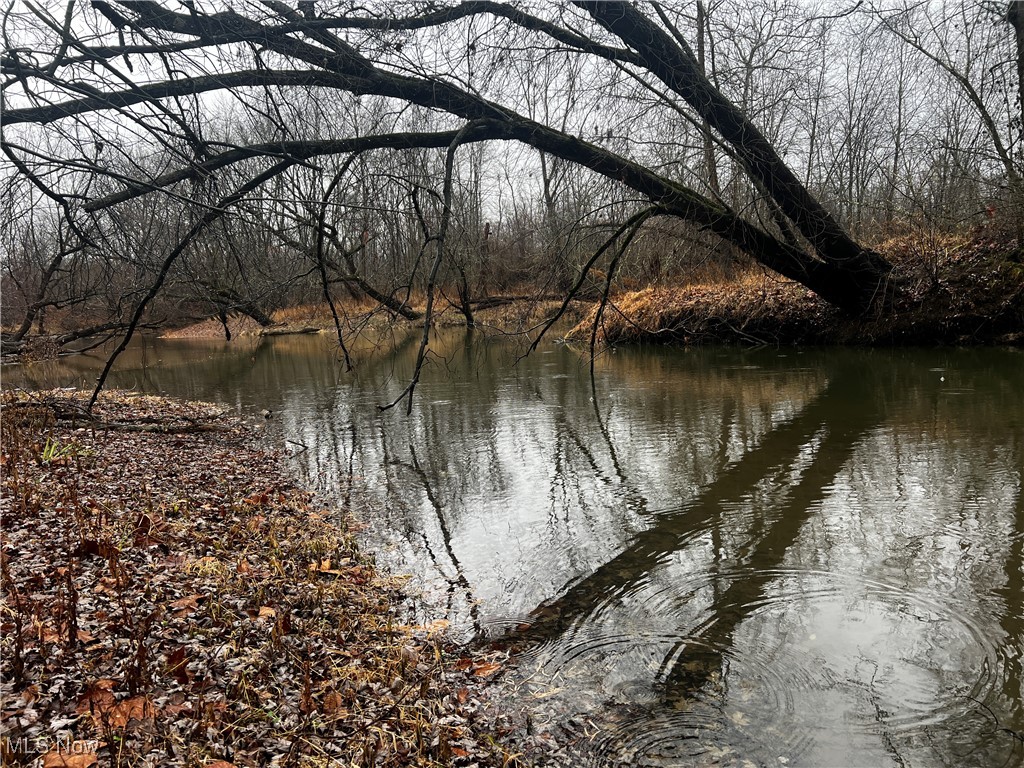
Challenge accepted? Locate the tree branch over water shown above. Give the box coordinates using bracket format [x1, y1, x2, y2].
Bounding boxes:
[5, 0, 1019, 402]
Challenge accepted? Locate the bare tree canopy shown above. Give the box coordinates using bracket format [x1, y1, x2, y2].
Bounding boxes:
[2, 0, 1022, 391]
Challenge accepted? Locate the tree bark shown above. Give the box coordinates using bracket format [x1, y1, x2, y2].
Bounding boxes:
[578, 1, 893, 309]
[4, 1, 897, 314]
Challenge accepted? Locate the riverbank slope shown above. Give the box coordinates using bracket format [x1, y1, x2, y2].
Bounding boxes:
[0, 390, 519, 767]
[570, 234, 1022, 347]
[160, 234, 1022, 349]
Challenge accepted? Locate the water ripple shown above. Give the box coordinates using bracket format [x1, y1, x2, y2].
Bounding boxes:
[504, 568, 1002, 766]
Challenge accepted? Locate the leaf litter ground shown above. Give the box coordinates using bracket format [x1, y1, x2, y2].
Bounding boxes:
[0, 389, 524, 767]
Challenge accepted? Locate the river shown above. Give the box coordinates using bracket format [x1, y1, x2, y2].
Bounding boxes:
[4, 332, 1022, 767]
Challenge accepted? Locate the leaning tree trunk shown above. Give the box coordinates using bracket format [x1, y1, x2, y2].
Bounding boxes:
[9, 251, 67, 343]
[4, 1, 898, 315]
[580, 1, 893, 311]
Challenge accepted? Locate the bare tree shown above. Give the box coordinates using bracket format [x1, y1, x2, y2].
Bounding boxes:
[2, 1, 896, 318]
[870, 0, 1024, 237]
[7, 1, 1014, 401]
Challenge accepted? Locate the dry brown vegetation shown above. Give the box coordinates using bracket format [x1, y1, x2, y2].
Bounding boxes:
[569, 235, 1024, 347]
[161, 292, 590, 343]
[0, 391, 522, 767]
[157, 235, 1022, 351]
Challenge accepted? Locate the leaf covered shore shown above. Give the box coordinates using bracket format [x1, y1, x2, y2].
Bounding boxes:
[0, 390, 520, 768]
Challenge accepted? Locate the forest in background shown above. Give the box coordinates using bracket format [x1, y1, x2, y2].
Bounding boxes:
[1, 1, 1022, 368]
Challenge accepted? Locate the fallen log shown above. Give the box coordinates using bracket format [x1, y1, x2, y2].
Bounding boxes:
[260, 326, 322, 336]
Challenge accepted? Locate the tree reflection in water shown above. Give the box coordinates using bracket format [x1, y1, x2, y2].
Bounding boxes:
[5, 334, 1022, 766]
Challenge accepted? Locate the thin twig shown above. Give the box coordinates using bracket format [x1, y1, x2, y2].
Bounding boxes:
[588, 209, 655, 378]
[379, 122, 481, 414]
[88, 159, 296, 410]
[526, 206, 663, 357]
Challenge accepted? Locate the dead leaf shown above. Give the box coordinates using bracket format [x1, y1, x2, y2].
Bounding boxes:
[205, 762, 237, 768]
[471, 662, 502, 678]
[39, 623, 62, 644]
[78, 690, 153, 729]
[76, 687, 116, 726]
[162, 702, 193, 716]
[347, 565, 370, 584]
[133, 512, 164, 547]
[42, 750, 99, 768]
[257, 606, 276, 619]
[166, 646, 191, 685]
[77, 539, 118, 559]
[109, 696, 155, 727]
[323, 691, 344, 716]
[275, 611, 291, 635]
[412, 618, 450, 635]
[236, 558, 251, 574]
[94, 576, 119, 595]
[169, 594, 204, 614]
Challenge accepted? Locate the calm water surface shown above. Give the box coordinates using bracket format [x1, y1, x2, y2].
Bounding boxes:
[5, 333, 1023, 767]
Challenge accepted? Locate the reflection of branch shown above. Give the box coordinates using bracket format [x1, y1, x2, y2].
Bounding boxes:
[998, 472, 1024, 720]
[378, 444, 482, 634]
[508, 368, 874, 645]
[659, 408, 877, 698]
[964, 695, 1024, 748]
[863, 662, 908, 768]
[408, 447, 481, 632]
[588, 367, 695, 522]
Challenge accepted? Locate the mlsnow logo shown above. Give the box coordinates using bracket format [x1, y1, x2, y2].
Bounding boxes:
[1, 734, 103, 766]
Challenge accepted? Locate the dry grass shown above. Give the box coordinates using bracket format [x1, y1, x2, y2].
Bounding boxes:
[161, 315, 263, 339]
[569, 234, 1023, 347]
[567, 272, 828, 346]
[161, 289, 590, 343]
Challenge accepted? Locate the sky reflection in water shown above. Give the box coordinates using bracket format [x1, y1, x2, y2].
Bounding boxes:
[6, 333, 1023, 767]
